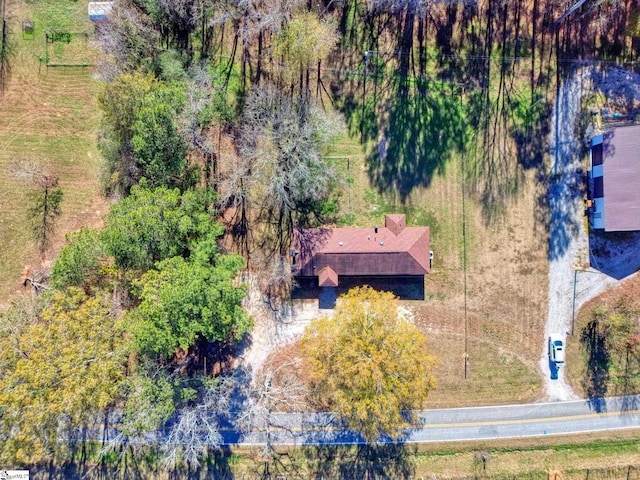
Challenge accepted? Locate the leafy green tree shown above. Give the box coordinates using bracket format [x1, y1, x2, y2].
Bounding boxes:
[302, 286, 436, 444]
[99, 72, 155, 144]
[99, 72, 156, 192]
[119, 370, 178, 437]
[0, 289, 126, 465]
[131, 81, 189, 188]
[51, 228, 106, 290]
[273, 12, 337, 91]
[100, 184, 216, 271]
[99, 74, 190, 192]
[129, 251, 250, 358]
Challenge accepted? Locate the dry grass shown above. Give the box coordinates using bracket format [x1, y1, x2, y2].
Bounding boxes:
[565, 273, 640, 398]
[312, 136, 549, 406]
[265, 326, 539, 410]
[221, 431, 640, 479]
[411, 436, 640, 479]
[424, 334, 540, 407]
[0, 0, 107, 303]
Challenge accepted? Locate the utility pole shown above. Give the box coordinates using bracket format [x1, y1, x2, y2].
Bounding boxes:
[459, 85, 469, 380]
[360, 50, 371, 144]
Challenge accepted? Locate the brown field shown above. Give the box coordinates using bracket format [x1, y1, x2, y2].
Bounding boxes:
[281, 132, 549, 406]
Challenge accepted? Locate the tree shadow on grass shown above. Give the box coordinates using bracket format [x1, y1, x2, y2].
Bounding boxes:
[165, 446, 236, 479]
[305, 443, 417, 479]
[367, 77, 466, 203]
[33, 445, 165, 480]
[543, 69, 589, 261]
[580, 317, 610, 411]
[241, 450, 306, 480]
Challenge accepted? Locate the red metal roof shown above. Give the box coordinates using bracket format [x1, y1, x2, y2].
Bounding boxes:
[318, 266, 339, 287]
[293, 214, 430, 282]
[603, 125, 640, 231]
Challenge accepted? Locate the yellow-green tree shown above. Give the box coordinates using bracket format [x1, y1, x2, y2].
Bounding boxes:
[0, 289, 127, 465]
[273, 12, 338, 91]
[302, 286, 436, 443]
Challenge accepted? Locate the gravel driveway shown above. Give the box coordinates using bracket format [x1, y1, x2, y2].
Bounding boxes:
[543, 67, 640, 401]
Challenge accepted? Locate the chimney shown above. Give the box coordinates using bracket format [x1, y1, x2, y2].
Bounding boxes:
[385, 214, 406, 236]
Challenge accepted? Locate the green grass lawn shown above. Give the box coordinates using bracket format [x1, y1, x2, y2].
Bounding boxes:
[0, 0, 105, 303]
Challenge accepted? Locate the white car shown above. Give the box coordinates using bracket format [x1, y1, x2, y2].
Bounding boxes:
[548, 334, 565, 365]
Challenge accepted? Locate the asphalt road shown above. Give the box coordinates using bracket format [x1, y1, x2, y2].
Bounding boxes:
[228, 395, 640, 446]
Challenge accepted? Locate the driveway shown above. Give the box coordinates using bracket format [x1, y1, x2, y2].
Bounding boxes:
[543, 67, 640, 401]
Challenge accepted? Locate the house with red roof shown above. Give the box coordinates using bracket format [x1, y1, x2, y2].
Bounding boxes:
[588, 125, 640, 231]
[292, 214, 431, 303]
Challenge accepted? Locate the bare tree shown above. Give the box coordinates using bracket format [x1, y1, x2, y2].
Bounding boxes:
[160, 396, 223, 469]
[179, 65, 229, 189]
[13, 161, 63, 257]
[221, 84, 344, 261]
[99, 371, 232, 471]
[260, 254, 295, 314]
[96, 0, 159, 80]
[229, 362, 306, 459]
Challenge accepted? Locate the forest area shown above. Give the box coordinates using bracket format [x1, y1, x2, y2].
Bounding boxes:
[1, 0, 640, 476]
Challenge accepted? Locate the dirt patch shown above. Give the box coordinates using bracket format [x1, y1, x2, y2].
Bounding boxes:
[238, 274, 329, 377]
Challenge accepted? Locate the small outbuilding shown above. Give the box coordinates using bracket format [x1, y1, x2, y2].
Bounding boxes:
[588, 125, 640, 231]
[88, 2, 113, 23]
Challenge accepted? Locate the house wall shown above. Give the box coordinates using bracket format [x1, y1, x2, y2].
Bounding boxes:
[292, 275, 425, 301]
[589, 134, 605, 230]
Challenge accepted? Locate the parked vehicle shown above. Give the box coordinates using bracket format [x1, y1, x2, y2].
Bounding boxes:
[548, 334, 565, 366]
